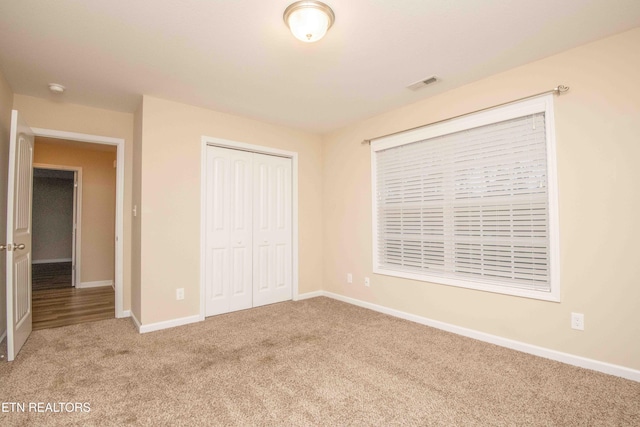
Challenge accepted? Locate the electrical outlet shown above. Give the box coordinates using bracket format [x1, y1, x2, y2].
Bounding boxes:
[176, 288, 185, 301]
[571, 312, 584, 330]
[347, 273, 353, 284]
[364, 277, 370, 287]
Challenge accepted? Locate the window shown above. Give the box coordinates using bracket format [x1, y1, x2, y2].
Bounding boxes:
[371, 95, 560, 301]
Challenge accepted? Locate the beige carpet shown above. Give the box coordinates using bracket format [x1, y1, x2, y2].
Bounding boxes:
[0, 297, 638, 426]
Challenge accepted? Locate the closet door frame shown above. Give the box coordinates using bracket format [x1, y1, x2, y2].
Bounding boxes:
[199, 136, 299, 319]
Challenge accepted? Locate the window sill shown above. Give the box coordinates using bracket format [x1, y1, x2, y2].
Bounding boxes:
[373, 267, 560, 302]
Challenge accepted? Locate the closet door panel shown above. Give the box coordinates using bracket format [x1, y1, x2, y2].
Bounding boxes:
[205, 146, 253, 316]
[228, 155, 253, 311]
[253, 153, 292, 307]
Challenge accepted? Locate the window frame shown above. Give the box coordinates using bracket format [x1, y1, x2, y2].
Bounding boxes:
[371, 94, 560, 302]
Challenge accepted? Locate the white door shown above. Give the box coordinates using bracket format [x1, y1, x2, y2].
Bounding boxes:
[252, 153, 292, 307]
[5, 110, 34, 361]
[205, 147, 253, 316]
[204, 146, 292, 316]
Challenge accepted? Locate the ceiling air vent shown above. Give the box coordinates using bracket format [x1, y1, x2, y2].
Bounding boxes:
[407, 76, 438, 91]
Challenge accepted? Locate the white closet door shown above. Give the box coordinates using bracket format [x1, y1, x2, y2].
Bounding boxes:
[205, 146, 253, 316]
[252, 153, 292, 307]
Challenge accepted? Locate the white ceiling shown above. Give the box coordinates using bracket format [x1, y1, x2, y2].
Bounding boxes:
[1, 0, 639, 134]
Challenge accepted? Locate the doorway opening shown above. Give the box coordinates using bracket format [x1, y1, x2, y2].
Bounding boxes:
[29, 132, 122, 330]
[30, 128, 125, 320]
[32, 165, 80, 291]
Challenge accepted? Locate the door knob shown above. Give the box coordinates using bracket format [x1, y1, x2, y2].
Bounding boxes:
[0, 244, 6, 251]
[14, 243, 25, 250]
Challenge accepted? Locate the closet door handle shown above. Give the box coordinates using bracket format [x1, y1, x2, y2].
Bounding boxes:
[14, 243, 25, 250]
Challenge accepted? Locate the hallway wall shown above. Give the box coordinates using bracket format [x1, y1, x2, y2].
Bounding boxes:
[32, 174, 74, 262]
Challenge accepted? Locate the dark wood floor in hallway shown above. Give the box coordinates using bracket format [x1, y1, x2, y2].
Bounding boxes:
[32, 286, 115, 330]
[32, 262, 73, 291]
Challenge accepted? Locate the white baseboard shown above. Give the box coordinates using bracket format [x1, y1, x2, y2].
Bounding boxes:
[32, 258, 72, 265]
[119, 310, 131, 319]
[77, 280, 113, 289]
[295, 290, 323, 301]
[137, 314, 203, 334]
[306, 291, 640, 383]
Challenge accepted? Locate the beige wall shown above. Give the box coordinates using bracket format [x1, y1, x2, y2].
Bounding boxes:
[0, 69, 14, 337]
[322, 28, 640, 371]
[34, 139, 117, 283]
[32, 175, 74, 261]
[137, 96, 323, 324]
[14, 95, 134, 308]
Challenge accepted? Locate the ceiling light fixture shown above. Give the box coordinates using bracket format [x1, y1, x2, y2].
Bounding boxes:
[48, 83, 65, 94]
[284, 1, 335, 43]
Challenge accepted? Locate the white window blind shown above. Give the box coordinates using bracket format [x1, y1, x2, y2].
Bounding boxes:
[372, 96, 559, 301]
